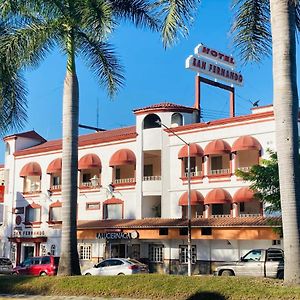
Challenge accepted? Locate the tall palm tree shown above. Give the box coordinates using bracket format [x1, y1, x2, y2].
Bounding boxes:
[0, 21, 27, 133]
[232, 0, 300, 284]
[1, 0, 199, 276]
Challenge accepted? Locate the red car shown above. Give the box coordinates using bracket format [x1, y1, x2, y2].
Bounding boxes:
[13, 256, 60, 276]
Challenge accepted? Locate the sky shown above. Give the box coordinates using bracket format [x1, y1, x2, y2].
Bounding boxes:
[1, 0, 299, 162]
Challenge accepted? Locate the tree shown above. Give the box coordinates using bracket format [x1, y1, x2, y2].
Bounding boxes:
[232, 0, 300, 284]
[1, 0, 199, 276]
[236, 150, 280, 213]
[0, 21, 27, 133]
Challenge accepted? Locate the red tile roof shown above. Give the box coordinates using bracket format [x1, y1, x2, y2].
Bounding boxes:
[133, 102, 196, 114]
[77, 216, 281, 229]
[14, 126, 137, 157]
[3, 130, 46, 142]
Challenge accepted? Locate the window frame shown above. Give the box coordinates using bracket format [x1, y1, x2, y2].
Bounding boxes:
[79, 244, 92, 260]
[149, 244, 164, 263]
[179, 245, 197, 264]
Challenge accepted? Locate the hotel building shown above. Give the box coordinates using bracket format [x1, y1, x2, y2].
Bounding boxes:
[0, 102, 282, 274]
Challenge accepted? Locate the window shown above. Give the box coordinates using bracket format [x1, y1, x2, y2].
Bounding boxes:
[149, 244, 163, 263]
[49, 206, 61, 222]
[115, 168, 121, 180]
[184, 157, 196, 173]
[143, 114, 161, 129]
[171, 113, 183, 127]
[243, 250, 262, 261]
[24, 176, 41, 193]
[240, 202, 245, 212]
[266, 249, 284, 262]
[104, 204, 122, 219]
[41, 256, 50, 264]
[50, 244, 56, 256]
[201, 228, 212, 236]
[82, 173, 91, 183]
[211, 156, 222, 170]
[212, 204, 224, 215]
[179, 245, 197, 264]
[52, 175, 61, 186]
[86, 202, 100, 210]
[25, 206, 41, 223]
[159, 228, 168, 236]
[179, 228, 188, 236]
[14, 207, 24, 214]
[79, 244, 91, 260]
[144, 165, 153, 177]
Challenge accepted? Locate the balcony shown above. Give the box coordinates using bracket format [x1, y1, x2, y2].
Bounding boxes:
[184, 171, 202, 178]
[209, 168, 230, 175]
[237, 166, 251, 172]
[113, 178, 136, 184]
[143, 175, 161, 181]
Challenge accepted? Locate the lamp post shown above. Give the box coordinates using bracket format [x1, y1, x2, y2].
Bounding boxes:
[157, 121, 192, 276]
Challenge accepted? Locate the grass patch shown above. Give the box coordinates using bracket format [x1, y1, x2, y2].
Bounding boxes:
[0, 275, 299, 300]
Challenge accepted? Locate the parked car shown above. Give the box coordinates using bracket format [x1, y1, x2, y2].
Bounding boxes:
[214, 248, 284, 279]
[13, 255, 60, 276]
[0, 257, 13, 275]
[83, 258, 149, 276]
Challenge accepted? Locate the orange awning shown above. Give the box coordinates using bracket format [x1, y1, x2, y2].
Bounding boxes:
[204, 188, 232, 204]
[178, 143, 204, 159]
[179, 190, 204, 206]
[46, 158, 62, 174]
[109, 149, 136, 167]
[20, 162, 42, 177]
[232, 135, 262, 152]
[204, 139, 231, 155]
[78, 154, 101, 170]
[49, 200, 62, 208]
[103, 197, 123, 205]
[233, 187, 255, 203]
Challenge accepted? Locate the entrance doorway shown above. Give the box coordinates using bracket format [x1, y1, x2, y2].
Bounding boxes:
[110, 244, 126, 258]
[24, 246, 34, 260]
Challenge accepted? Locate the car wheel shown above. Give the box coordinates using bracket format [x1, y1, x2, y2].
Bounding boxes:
[277, 270, 284, 280]
[40, 271, 47, 276]
[117, 273, 125, 275]
[12, 272, 18, 276]
[85, 273, 92, 276]
[221, 270, 234, 276]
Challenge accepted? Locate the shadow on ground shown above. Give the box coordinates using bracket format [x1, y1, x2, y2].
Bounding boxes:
[186, 291, 226, 300]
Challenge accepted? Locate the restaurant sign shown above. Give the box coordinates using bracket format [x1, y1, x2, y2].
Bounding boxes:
[96, 231, 139, 240]
[13, 230, 46, 238]
[185, 43, 243, 86]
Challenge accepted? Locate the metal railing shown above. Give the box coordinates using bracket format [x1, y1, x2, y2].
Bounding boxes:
[114, 178, 135, 184]
[237, 166, 251, 172]
[143, 175, 162, 181]
[210, 168, 230, 175]
[184, 171, 202, 177]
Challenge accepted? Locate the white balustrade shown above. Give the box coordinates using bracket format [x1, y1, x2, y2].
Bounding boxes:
[143, 175, 162, 181]
[210, 168, 230, 175]
[114, 178, 135, 184]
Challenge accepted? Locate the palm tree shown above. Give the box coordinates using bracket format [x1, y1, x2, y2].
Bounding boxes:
[1, 0, 199, 276]
[0, 21, 27, 133]
[231, 0, 300, 284]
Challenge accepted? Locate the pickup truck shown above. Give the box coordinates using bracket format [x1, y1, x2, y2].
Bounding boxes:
[214, 248, 284, 279]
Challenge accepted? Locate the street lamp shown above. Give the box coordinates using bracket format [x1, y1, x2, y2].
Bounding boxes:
[157, 120, 192, 276]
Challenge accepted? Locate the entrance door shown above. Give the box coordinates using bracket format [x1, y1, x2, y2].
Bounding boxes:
[24, 246, 34, 260]
[110, 244, 126, 258]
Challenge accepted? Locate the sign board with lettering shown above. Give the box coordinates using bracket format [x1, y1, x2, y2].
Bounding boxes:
[186, 44, 243, 86]
[96, 231, 139, 240]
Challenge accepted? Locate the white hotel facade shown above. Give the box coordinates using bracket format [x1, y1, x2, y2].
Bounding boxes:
[0, 102, 284, 274]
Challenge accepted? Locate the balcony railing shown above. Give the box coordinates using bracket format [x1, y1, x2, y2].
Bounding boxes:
[143, 175, 161, 181]
[50, 184, 61, 190]
[239, 213, 261, 217]
[184, 171, 202, 177]
[209, 168, 230, 175]
[114, 178, 135, 184]
[211, 214, 231, 218]
[237, 166, 251, 172]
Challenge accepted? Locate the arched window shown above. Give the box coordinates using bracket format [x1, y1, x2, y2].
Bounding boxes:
[50, 244, 56, 256]
[171, 113, 183, 127]
[143, 114, 161, 129]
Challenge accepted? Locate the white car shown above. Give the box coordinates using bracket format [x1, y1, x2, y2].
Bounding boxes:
[82, 258, 149, 276]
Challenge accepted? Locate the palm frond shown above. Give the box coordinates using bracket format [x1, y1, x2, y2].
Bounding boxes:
[155, 0, 199, 48]
[81, 0, 114, 39]
[109, 0, 159, 31]
[76, 31, 124, 98]
[231, 0, 272, 63]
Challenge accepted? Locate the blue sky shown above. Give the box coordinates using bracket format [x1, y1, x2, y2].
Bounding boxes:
[1, 0, 299, 162]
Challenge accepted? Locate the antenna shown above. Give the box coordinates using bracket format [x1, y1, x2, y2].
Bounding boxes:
[96, 98, 99, 128]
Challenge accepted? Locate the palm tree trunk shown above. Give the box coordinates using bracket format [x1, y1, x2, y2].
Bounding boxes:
[270, 0, 300, 284]
[58, 31, 81, 275]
